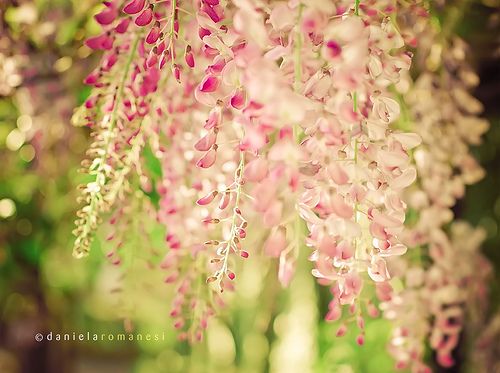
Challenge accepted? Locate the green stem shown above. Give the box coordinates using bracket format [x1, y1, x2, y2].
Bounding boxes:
[218, 153, 245, 289]
[108, 35, 140, 142]
[169, 0, 177, 64]
[73, 34, 140, 258]
[293, 3, 305, 257]
[353, 140, 361, 260]
[293, 3, 304, 94]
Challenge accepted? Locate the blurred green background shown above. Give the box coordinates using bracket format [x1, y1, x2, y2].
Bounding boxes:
[0, 1, 499, 372]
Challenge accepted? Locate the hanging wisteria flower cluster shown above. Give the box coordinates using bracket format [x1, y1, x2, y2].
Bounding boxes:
[378, 7, 492, 372]
[71, 0, 491, 368]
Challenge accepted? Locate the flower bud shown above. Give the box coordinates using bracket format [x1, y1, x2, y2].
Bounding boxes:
[123, 0, 145, 15]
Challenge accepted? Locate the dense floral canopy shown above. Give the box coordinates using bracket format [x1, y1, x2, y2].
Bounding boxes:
[1, 0, 498, 372]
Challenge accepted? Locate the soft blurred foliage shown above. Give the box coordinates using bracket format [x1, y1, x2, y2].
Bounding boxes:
[0, 1, 499, 373]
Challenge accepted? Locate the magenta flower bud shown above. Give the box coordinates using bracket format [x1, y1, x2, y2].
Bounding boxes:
[135, 8, 153, 26]
[84, 72, 99, 85]
[356, 334, 365, 346]
[195, 330, 203, 342]
[115, 18, 130, 33]
[207, 58, 225, 73]
[101, 36, 114, 50]
[146, 51, 158, 67]
[202, 45, 218, 58]
[325, 40, 342, 58]
[185, 46, 195, 68]
[123, 0, 145, 14]
[146, 26, 160, 44]
[94, 7, 117, 25]
[159, 54, 167, 69]
[230, 88, 246, 109]
[172, 64, 181, 83]
[199, 75, 219, 93]
[196, 191, 218, 206]
[84, 96, 97, 109]
[357, 315, 365, 330]
[85, 34, 106, 50]
[156, 41, 166, 54]
[174, 20, 179, 35]
[240, 251, 249, 258]
[202, 4, 220, 23]
[336, 324, 347, 337]
[198, 27, 211, 40]
[173, 319, 185, 329]
[103, 53, 118, 70]
[203, 0, 219, 5]
[227, 271, 235, 280]
[237, 228, 246, 239]
[200, 317, 208, 329]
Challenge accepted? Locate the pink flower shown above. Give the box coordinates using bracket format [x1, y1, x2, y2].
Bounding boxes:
[278, 255, 294, 287]
[146, 25, 160, 44]
[199, 75, 219, 93]
[336, 324, 348, 337]
[263, 201, 283, 227]
[356, 334, 365, 346]
[194, 132, 217, 152]
[325, 302, 342, 322]
[72, 0, 429, 348]
[375, 282, 393, 301]
[325, 40, 342, 58]
[264, 227, 287, 257]
[135, 8, 153, 27]
[85, 34, 111, 50]
[196, 147, 217, 168]
[244, 158, 268, 182]
[218, 192, 231, 210]
[368, 257, 390, 282]
[328, 163, 349, 185]
[123, 0, 145, 15]
[185, 46, 195, 68]
[437, 353, 454, 368]
[318, 236, 337, 257]
[330, 194, 353, 219]
[230, 89, 246, 109]
[115, 18, 130, 33]
[269, 3, 294, 31]
[94, 5, 117, 25]
[373, 96, 400, 123]
[196, 191, 218, 206]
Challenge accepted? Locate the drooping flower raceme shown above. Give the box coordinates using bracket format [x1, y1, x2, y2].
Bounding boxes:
[72, 0, 422, 344]
[379, 11, 491, 372]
